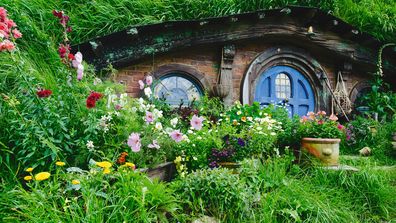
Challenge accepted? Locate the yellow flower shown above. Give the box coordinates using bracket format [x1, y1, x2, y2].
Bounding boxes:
[24, 176, 33, 181]
[125, 162, 135, 169]
[35, 172, 51, 181]
[241, 116, 247, 122]
[55, 161, 66, 167]
[96, 161, 112, 168]
[174, 156, 182, 163]
[25, 167, 34, 172]
[103, 168, 111, 174]
[71, 179, 80, 185]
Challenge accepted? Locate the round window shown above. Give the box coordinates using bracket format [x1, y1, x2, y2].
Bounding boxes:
[154, 74, 203, 106]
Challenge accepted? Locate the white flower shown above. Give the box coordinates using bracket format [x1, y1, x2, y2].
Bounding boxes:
[155, 122, 163, 131]
[193, 156, 198, 160]
[247, 117, 253, 122]
[86, 141, 94, 150]
[170, 117, 178, 127]
[237, 111, 242, 115]
[153, 109, 163, 119]
[270, 132, 276, 136]
[187, 130, 193, 134]
[197, 136, 202, 140]
[138, 97, 145, 104]
[144, 87, 152, 97]
[165, 127, 174, 134]
[131, 107, 137, 112]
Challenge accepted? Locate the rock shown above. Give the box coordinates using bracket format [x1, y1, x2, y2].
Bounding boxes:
[359, 147, 371, 156]
[192, 216, 219, 223]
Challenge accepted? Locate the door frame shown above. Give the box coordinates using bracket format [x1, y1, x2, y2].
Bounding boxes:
[241, 46, 330, 113]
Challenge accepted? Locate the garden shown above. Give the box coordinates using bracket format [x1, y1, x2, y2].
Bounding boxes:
[1, 1, 396, 222]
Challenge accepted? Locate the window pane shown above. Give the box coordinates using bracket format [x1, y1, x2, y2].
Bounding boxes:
[275, 73, 291, 99]
[154, 74, 202, 106]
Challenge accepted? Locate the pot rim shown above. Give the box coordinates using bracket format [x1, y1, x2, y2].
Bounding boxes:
[302, 137, 341, 144]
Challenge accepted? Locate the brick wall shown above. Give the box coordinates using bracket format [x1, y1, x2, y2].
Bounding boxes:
[116, 41, 371, 107]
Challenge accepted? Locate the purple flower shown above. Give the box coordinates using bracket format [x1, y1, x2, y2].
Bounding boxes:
[237, 138, 245, 147]
[127, 133, 141, 152]
[145, 111, 154, 123]
[190, 115, 204, 130]
[148, 140, 160, 149]
[170, 130, 183, 142]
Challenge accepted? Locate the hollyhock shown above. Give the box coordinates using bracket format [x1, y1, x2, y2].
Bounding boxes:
[145, 75, 153, 85]
[68, 53, 74, 61]
[190, 115, 204, 130]
[170, 130, 184, 142]
[0, 7, 7, 20]
[138, 80, 145, 90]
[329, 114, 338, 121]
[127, 133, 141, 152]
[12, 28, 21, 38]
[145, 111, 154, 123]
[317, 111, 326, 116]
[77, 64, 84, 81]
[37, 89, 52, 98]
[148, 140, 160, 149]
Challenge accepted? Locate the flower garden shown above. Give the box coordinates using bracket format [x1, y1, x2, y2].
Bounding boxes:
[1, 2, 396, 222]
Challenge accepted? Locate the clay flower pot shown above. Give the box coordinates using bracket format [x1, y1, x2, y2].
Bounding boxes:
[301, 138, 341, 166]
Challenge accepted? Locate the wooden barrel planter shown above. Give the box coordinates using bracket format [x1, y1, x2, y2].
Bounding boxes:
[299, 138, 341, 166]
[138, 162, 176, 182]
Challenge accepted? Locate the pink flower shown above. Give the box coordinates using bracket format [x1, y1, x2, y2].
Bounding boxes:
[170, 130, 183, 142]
[145, 75, 153, 86]
[12, 28, 22, 39]
[138, 80, 145, 90]
[0, 39, 14, 52]
[337, 124, 344, 130]
[5, 19, 16, 29]
[190, 115, 204, 130]
[127, 133, 141, 152]
[300, 116, 308, 123]
[0, 7, 7, 21]
[77, 64, 84, 81]
[72, 52, 82, 68]
[115, 104, 122, 110]
[148, 140, 160, 149]
[145, 111, 154, 123]
[329, 114, 338, 121]
[317, 111, 326, 116]
[307, 111, 315, 120]
[317, 120, 324, 125]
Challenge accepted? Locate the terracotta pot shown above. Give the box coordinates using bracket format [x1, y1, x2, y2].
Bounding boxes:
[300, 138, 341, 166]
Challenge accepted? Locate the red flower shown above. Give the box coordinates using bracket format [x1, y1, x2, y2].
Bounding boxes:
[88, 92, 103, 101]
[68, 53, 75, 60]
[337, 124, 344, 130]
[86, 98, 96, 108]
[86, 92, 103, 109]
[37, 89, 52, 98]
[52, 10, 63, 19]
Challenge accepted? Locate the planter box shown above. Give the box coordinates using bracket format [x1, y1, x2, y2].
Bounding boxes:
[138, 162, 176, 182]
[299, 138, 341, 166]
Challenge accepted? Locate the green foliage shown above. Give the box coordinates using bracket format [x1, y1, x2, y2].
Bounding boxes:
[0, 169, 180, 222]
[172, 168, 256, 222]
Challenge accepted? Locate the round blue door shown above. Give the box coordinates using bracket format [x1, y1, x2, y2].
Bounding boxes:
[254, 66, 315, 117]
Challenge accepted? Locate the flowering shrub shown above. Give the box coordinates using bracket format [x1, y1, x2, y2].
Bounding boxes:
[298, 111, 345, 139]
[0, 7, 22, 52]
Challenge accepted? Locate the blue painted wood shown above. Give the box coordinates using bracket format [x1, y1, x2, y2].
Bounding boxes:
[254, 66, 315, 117]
